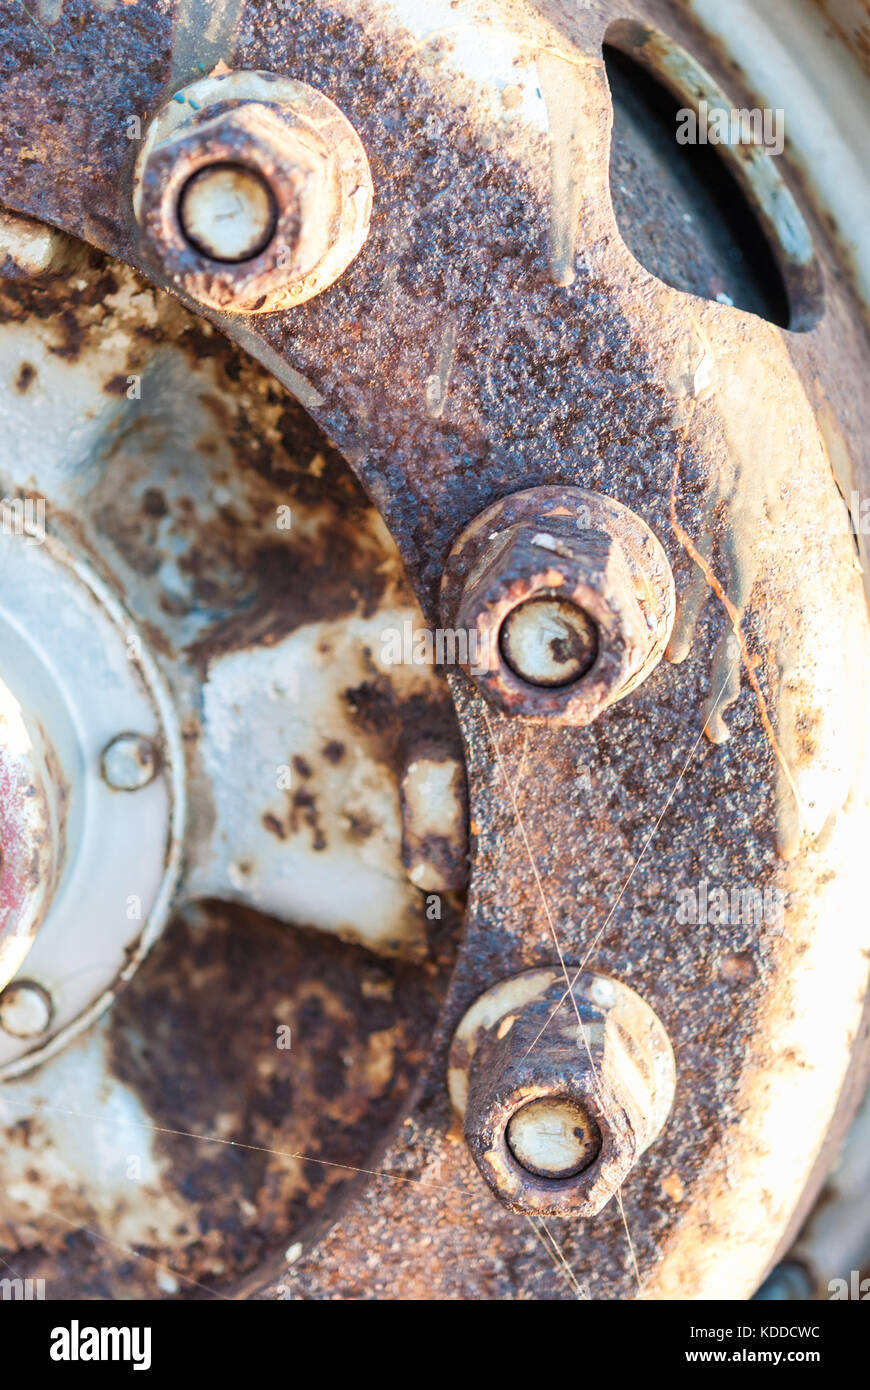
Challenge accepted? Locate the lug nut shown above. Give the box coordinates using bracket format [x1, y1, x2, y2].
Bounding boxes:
[448, 968, 675, 1217]
[133, 70, 373, 313]
[0, 981, 52, 1038]
[440, 487, 675, 725]
[100, 734, 159, 791]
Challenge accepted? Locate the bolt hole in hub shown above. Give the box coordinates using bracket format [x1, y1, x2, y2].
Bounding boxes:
[506, 1097, 602, 1180]
[601, 24, 823, 331]
[178, 161, 277, 263]
[499, 597, 599, 688]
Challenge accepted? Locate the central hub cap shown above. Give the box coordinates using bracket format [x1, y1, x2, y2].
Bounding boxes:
[0, 673, 66, 992]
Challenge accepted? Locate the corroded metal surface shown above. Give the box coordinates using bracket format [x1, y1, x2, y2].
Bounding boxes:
[0, 248, 460, 969]
[134, 70, 373, 312]
[440, 486, 675, 725]
[0, 0, 868, 1302]
[399, 744, 469, 892]
[448, 968, 676, 1217]
[0, 251, 464, 1293]
[0, 898, 453, 1298]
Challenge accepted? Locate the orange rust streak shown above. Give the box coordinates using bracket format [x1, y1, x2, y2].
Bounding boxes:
[669, 402, 800, 811]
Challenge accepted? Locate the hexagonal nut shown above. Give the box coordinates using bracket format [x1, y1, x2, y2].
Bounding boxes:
[440, 486, 675, 725]
[448, 969, 675, 1218]
[134, 71, 373, 313]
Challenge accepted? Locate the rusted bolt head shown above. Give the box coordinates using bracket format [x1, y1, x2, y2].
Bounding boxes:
[133, 71, 373, 313]
[448, 968, 675, 1217]
[440, 487, 675, 725]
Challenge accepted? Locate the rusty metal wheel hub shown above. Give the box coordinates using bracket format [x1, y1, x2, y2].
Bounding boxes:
[0, 0, 869, 1304]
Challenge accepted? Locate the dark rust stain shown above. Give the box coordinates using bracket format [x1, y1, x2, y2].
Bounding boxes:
[85, 899, 453, 1299]
[14, 360, 36, 393]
